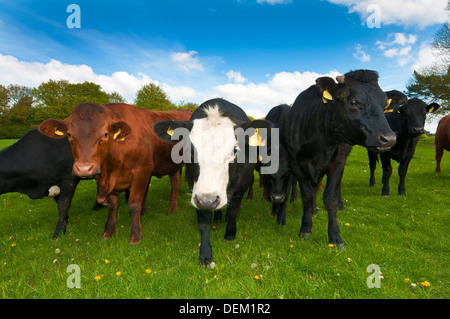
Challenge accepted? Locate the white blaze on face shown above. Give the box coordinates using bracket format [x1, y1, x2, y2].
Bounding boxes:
[189, 106, 238, 209]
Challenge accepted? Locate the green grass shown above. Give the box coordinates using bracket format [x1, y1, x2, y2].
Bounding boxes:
[0, 138, 448, 299]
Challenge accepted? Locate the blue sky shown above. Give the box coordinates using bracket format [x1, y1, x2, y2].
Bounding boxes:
[0, 0, 448, 126]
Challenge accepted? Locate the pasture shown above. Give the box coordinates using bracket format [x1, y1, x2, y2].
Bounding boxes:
[0, 136, 448, 299]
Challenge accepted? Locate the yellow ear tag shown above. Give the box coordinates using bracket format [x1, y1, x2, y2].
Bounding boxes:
[249, 128, 266, 147]
[384, 109, 394, 113]
[322, 90, 333, 104]
[429, 106, 435, 113]
[258, 155, 263, 162]
[166, 127, 174, 136]
[54, 128, 64, 136]
[385, 98, 392, 110]
[113, 129, 121, 140]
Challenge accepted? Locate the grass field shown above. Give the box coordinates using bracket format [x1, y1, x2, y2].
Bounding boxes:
[0, 136, 448, 299]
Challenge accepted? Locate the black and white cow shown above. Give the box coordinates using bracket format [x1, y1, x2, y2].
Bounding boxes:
[368, 97, 440, 195]
[0, 127, 80, 238]
[154, 98, 272, 265]
[284, 70, 396, 249]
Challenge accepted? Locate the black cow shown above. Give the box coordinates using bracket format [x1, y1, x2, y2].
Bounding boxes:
[154, 98, 272, 265]
[368, 97, 440, 195]
[260, 104, 297, 226]
[284, 70, 396, 249]
[0, 127, 80, 238]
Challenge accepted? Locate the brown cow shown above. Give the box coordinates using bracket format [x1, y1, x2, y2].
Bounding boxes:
[435, 114, 450, 173]
[38, 103, 191, 244]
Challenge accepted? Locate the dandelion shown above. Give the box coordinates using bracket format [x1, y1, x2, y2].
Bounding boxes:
[55, 248, 60, 254]
[344, 223, 350, 227]
[8, 236, 12, 240]
[116, 271, 121, 276]
[328, 244, 334, 248]
[421, 281, 431, 288]
[254, 275, 259, 280]
[404, 278, 410, 282]
[290, 244, 293, 248]
[105, 259, 109, 264]
[145, 269, 151, 274]
[94, 275, 101, 281]
[11, 243, 16, 247]
[235, 244, 240, 249]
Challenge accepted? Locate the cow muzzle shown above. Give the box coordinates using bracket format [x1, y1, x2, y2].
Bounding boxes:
[270, 193, 286, 203]
[192, 193, 221, 210]
[73, 162, 100, 178]
[368, 132, 396, 153]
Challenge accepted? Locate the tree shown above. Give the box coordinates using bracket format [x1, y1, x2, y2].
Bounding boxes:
[134, 83, 175, 110]
[406, 18, 450, 115]
[32, 80, 112, 121]
[0, 85, 9, 119]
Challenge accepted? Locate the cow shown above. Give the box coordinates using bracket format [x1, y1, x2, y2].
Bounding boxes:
[0, 127, 79, 238]
[435, 114, 450, 173]
[260, 104, 297, 226]
[154, 98, 272, 265]
[368, 96, 440, 195]
[284, 70, 396, 249]
[38, 103, 192, 244]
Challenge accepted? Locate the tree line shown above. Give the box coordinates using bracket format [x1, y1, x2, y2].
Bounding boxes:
[0, 80, 197, 139]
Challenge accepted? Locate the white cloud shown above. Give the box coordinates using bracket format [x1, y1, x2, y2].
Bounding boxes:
[376, 33, 418, 66]
[353, 44, 371, 62]
[170, 50, 204, 73]
[0, 54, 199, 103]
[412, 44, 444, 72]
[214, 70, 341, 110]
[257, 0, 292, 5]
[226, 70, 248, 84]
[326, 0, 448, 28]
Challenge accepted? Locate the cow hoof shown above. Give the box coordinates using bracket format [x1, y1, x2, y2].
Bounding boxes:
[329, 243, 344, 250]
[198, 256, 212, 266]
[224, 234, 236, 241]
[299, 232, 311, 238]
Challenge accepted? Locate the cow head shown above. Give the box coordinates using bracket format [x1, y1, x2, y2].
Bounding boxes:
[262, 144, 292, 204]
[38, 102, 131, 178]
[316, 70, 396, 152]
[154, 105, 271, 210]
[394, 98, 440, 137]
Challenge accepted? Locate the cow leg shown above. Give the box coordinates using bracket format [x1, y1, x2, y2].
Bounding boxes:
[102, 194, 119, 239]
[247, 174, 254, 200]
[380, 155, 392, 196]
[167, 170, 181, 215]
[197, 209, 213, 265]
[297, 178, 315, 237]
[224, 196, 244, 241]
[323, 166, 344, 248]
[289, 175, 298, 202]
[435, 143, 444, 173]
[397, 157, 412, 196]
[276, 202, 287, 226]
[53, 179, 78, 238]
[368, 150, 378, 186]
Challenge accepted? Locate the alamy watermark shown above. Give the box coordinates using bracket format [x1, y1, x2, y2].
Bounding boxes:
[168, 127, 279, 174]
[366, 4, 381, 28]
[66, 4, 81, 29]
[366, 264, 382, 288]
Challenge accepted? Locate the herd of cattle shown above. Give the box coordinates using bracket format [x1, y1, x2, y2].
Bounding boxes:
[0, 69, 448, 265]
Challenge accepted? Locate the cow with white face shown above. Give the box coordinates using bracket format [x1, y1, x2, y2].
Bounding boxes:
[154, 98, 273, 265]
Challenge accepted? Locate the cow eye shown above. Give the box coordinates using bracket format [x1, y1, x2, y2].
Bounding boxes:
[67, 132, 71, 137]
[104, 133, 109, 138]
[350, 100, 357, 106]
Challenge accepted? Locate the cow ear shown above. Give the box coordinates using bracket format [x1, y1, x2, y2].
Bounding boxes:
[385, 90, 408, 109]
[239, 120, 272, 147]
[38, 119, 68, 138]
[427, 103, 440, 113]
[110, 121, 131, 142]
[154, 120, 193, 144]
[315, 77, 337, 104]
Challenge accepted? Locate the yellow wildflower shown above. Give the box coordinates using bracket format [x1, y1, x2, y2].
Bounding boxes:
[116, 271, 121, 276]
[344, 223, 350, 226]
[145, 269, 151, 274]
[328, 244, 334, 248]
[11, 243, 16, 247]
[421, 281, 431, 288]
[94, 275, 101, 281]
[254, 275, 259, 280]
[404, 278, 410, 282]
[105, 259, 110, 264]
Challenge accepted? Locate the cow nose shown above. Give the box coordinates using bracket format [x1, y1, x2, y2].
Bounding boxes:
[193, 194, 221, 210]
[378, 132, 396, 148]
[411, 127, 424, 135]
[73, 163, 97, 177]
[270, 193, 285, 203]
